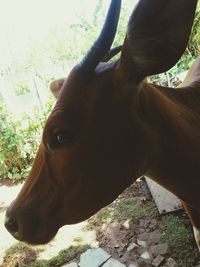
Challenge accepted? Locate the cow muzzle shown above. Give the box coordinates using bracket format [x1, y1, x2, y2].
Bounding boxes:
[4, 202, 58, 244]
[4, 202, 23, 241]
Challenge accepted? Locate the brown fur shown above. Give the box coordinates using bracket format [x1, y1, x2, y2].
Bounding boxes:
[5, 0, 200, 247]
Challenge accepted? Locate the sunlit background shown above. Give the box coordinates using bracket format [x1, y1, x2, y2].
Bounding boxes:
[0, 0, 136, 117]
[0, 0, 103, 64]
[0, 0, 137, 66]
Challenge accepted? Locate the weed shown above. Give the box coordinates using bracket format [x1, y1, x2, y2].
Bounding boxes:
[160, 214, 199, 267]
[2, 242, 37, 267]
[87, 197, 158, 229]
[2, 242, 89, 267]
[28, 245, 89, 267]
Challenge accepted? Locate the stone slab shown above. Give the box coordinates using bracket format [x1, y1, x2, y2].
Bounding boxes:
[145, 177, 181, 214]
[79, 248, 111, 267]
[102, 258, 126, 267]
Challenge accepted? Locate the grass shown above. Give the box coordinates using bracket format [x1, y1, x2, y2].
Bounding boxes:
[114, 197, 158, 220]
[28, 245, 90, 267]
[87, 197, 159, 229]
[87, 194, 200, 267]
[159, 214, 199, 267]
[1, 242, 90, 267]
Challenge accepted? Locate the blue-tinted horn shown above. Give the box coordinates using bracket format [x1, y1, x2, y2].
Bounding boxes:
[78, 0, 121, 73]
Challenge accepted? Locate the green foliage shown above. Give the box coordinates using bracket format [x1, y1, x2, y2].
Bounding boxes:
[14, 82, 31, 96]
[0, 98, 53, 180]
[87, 197, 158, 229]
[160, 214, 199, 267]
[188, 1, 200, 57]
[28, 245, 90, 267]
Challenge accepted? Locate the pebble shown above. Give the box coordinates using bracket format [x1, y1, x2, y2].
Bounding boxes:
[150, 243, 170, 257]
[149, 230, 161, 244]
[140, 251, 153, 260]
[137, 240, 148, 248]
[152, 255, 164, 267]
[163, 257, 178, 267]
[127, 242, 138, 251]
[138, 233, 150, 241]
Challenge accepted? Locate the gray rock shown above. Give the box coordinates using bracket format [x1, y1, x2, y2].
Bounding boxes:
[128, 263, 138, 267]
[102, 257, 126, 267]
[152, 255, 164, 267]
[137, 240, 148, 248]
[140, 251, 153, 261]
[79, 248, 111, 267]
[138, 233, 151, 242]
[138, 230, 161, 246]
[138, 259, 154, 267]
[149, 230, 161, 244]
[163, 257, 178, 267]
[150, 243, 170, 257]
[127, 242, 138, 251]
[61, 262, 78, 267]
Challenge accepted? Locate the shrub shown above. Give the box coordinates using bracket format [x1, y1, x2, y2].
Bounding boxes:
[0, 97, 54, 180]
[14, 82, 31, 96]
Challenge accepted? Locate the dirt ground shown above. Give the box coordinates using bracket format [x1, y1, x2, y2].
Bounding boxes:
[0, 177, 200, 267]
[83, 177, 200, 266]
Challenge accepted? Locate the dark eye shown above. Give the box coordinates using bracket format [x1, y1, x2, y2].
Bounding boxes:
[53, 131, 75, 148]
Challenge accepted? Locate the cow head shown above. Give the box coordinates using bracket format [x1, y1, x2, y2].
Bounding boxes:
[5, 0, 197, 244]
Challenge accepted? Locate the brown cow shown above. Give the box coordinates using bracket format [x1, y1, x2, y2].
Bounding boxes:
[5, 0, 200, 249]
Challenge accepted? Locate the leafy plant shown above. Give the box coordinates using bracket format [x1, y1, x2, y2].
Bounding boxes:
[14, 82, 31, 96]
[0, 97, 54, 180]
[160, 214, 199, 267]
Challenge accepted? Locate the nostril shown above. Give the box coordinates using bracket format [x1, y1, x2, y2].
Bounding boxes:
[5, 216, 19, 234]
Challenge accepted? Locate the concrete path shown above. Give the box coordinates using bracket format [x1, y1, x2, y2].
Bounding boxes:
[0, 184, 23, 262]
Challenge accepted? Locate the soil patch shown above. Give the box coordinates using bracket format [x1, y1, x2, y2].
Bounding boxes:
[86, 177, 200, 266]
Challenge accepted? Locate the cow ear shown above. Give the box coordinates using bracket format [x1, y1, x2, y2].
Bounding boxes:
[118, 0, 197, 81]
[49, 78, 66, 99]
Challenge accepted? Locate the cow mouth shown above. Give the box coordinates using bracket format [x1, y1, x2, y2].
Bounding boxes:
[18, 226, 59, 245]
[5, 211, 60, 245]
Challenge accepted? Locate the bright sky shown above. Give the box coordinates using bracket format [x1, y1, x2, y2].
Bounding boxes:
[0, 0, 137, 65]
[0, 0, 106, 64]
[0, 0, 100, 36]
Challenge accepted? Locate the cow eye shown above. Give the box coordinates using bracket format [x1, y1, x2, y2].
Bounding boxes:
[54, 131, 75, 147]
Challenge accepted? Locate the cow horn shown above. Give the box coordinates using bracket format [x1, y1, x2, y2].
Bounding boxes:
[78, 0, 121, 73]
[102, 45, 123, 62]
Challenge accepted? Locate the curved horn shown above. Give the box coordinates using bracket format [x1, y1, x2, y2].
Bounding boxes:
[78, 0, 121, 73]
